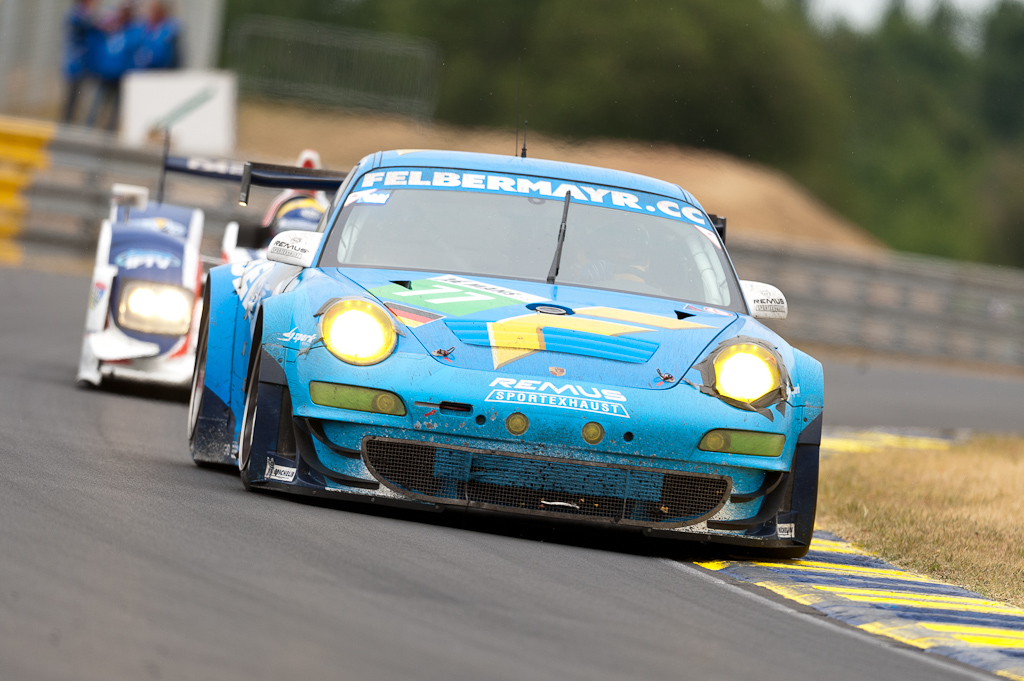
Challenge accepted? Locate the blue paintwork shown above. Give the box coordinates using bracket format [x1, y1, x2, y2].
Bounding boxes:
[196, 150, 824, 547]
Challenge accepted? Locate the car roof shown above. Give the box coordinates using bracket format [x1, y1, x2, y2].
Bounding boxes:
[368, 149, 704, 210]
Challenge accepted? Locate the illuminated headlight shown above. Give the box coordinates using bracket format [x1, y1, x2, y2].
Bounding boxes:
[713, 343, 780, 403]
[320, 299, 397, 366]
[694, 338, 789, 414]
[117, 280, 193, 335]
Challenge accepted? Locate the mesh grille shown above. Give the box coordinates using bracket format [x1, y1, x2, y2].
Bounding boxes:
[363, 438, 730, 527]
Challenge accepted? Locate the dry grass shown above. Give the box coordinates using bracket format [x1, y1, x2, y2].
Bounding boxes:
[818, 436, 1024, 607]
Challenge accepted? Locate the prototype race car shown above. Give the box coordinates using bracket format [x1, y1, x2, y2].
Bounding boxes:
[189, 150, 824, 557]
[76, 150, 330, 389]
[77, 184, 203, 388]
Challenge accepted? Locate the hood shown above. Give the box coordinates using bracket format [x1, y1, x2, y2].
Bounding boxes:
[329, 269, 738, 390]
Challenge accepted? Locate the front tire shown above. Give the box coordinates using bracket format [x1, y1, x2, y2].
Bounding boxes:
[238, 342, 261, 491]
[187, 289, 209, 451]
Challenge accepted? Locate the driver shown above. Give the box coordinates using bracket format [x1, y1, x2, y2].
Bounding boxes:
[268, 196, 325, 239]
[571, 223, 651, 285]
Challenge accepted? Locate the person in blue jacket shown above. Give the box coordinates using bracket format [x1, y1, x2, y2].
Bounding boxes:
[85, 2, 141, 131]
[61, 0, 98, 123]
[133, 2, 181, 70]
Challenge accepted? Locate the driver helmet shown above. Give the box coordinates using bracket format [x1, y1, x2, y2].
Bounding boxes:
[269, 196, 325, 239]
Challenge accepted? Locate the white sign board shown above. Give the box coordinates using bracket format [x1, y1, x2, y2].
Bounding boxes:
[120, 69, 237, 156]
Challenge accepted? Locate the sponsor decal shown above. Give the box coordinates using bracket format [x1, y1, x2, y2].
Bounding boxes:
[126, 217, 187, 237]
[186, 157, 246, 176]
[344, 189, 391, 207]
[485, 377, 629, 418]
[88, 282, 107, 310]
[268, 234, 311, 260]
[231, 261, 275, 317]
[678, 302, 732, 317]
[265, 458, 297, 483]
[776, 523, 796, 539]
[549, 366, 566, 377]
[751, 297, 787, 315]
[114, 248, 181, 270]
[370, 275, 544, 317]
[279, 327, 317, 344]
[357, 168, 711, 229]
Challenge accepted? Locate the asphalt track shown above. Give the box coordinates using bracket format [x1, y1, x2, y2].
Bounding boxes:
[2, 266, 1018, 681]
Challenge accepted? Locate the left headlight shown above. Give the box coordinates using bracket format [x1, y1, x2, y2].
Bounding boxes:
[713, 343, 780, 403]
[320, 299, 397, 366]
[695, 337, 789, 417]
[117, 280, 193, 335]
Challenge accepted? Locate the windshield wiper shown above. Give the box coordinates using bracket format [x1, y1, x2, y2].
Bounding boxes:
[546, 191, 572, 284]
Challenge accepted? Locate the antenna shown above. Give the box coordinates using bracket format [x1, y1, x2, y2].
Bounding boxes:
[155, 129, 171, 204]
[515, 57, 521, 157]
[521, 120, 528, 158]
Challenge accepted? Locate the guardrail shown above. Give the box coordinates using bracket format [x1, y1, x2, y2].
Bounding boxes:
[1, 117, 264, 253]
[730, 242, 1024, 366]
[2, 116, 1023, 367]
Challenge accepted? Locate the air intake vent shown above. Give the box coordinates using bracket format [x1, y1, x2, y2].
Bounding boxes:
[362, 438, 730, 528]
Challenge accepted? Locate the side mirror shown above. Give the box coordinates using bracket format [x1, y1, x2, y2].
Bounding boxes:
[740, 280, 788, 320]
[708, 214, 726, 244]
[267, 230, 323, 268]
[109, 183, 149, 221]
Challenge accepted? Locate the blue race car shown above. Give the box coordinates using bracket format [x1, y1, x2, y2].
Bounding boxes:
[189, 150, 823, 557]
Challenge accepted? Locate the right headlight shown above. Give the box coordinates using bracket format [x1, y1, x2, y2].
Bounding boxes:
[117, 280, 193, 336]
[320, 299, 397, 366]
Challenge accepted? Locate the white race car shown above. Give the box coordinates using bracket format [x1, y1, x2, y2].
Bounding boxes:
[77, 184, 204, 388]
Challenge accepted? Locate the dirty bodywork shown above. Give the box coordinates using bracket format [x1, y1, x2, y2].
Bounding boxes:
[189, 150, 824, 557]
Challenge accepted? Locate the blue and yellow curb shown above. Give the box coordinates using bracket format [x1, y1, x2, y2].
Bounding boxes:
[698, 531, 1024, 679]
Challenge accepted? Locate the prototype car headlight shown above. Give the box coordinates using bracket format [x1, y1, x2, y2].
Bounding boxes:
[320, 299, 397, 366]
[117, 280, 193, 335]
[713, 343, 780, 403]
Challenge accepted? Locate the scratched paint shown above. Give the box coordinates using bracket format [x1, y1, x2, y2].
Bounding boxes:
[697, 531, 1024, 680]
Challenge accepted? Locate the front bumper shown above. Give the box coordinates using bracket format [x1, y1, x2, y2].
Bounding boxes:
[248, 342, 821, 548]
[250, 410, 818, 548]
[98, 353, 195, 388]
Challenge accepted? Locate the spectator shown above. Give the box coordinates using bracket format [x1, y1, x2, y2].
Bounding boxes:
[60, 0, 97, 124]
[133, 1, 181, 70]
[85, 2, 141, 131]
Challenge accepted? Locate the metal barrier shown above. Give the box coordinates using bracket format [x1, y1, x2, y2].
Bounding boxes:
[226, 16, 441, 120]
[0, 117, 261, 251]
[730, 243, 1024, 366]
[2, 115, 1023, 366]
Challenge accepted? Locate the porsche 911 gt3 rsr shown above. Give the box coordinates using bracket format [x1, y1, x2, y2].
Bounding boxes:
[189, 150, 823, 557]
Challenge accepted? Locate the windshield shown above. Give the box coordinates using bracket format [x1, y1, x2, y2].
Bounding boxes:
[320, 182, 742, 309]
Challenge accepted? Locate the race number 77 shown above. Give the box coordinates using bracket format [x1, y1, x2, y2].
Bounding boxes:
[389, 284, 493, 304]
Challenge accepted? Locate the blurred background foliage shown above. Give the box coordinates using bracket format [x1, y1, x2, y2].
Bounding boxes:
[224, 0, 1024, 266]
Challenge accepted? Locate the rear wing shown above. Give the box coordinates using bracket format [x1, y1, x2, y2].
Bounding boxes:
[238, 163, 348, 206]
[162, 155, 348, 205]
